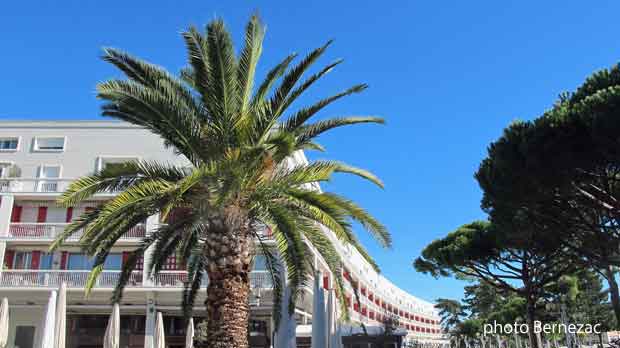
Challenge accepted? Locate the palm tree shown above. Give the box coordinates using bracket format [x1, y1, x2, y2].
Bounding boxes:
[50, 14, 390, 348]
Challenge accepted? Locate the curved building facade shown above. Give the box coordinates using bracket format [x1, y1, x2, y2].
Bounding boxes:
[0, 120, 446, 348]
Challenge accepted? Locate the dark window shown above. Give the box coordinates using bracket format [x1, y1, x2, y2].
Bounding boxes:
[14, 326, 35, 348]
[0, 138, 18, 150]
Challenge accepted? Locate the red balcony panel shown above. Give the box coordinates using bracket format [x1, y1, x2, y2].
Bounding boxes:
[65, 207, 73, 223]
[4, 250, 14, 269]
[10, 206, 22, 223]
[36, 207, 48, 223]
[31, 251, 41, 269]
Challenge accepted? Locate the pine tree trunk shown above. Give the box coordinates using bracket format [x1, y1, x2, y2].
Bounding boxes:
[525, 293, 540, 348]
[204, 208, 254, 348]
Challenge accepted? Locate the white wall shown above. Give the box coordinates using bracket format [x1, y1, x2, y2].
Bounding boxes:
[0, 121, 186, 180]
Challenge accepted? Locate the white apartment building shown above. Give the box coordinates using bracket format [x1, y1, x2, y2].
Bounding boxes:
[0, 120, 446, 348]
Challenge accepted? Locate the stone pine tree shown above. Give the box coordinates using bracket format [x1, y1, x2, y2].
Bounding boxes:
[474, 63, 620, 327]
[414, 220, 572, 348]
[50, 14, 390, 348]
[436, 298, 466, 348]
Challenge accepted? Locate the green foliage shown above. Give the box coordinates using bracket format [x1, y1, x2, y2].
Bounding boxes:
[435, 298, 465, 331]
[415, 62, 620, 346]
[52, 14, 389, 330]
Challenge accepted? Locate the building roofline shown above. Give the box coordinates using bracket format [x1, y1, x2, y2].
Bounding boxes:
[0, 119, 142, 129]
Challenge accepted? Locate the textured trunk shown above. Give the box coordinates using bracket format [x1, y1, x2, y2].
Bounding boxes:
[206, 273, 251, 348]
[525, 292, 540, 348]
[204, 207, 254, 348]
[605, 266, 620, 326]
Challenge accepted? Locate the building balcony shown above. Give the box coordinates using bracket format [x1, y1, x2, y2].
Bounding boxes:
[0, 270, 273, 289]
[0, 178, 119, 195]
[3, 223, 146, 242]
[0, 178, 73, 193]
[0, 270, 143, 289]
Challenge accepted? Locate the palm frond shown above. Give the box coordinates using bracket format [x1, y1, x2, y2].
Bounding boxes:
[275, 160, 384, 188]
[255, 238, 284, 329]
[182, 243, 209, 318]
[205, 19, 239, 126]
[181, 26, 210, 96]
[282, 84, 367, 131]
[251, 54, 297, 108]
[263, 205, 312, 313]
[296, 116, 385, 144]
[97, 80, 204, 163]
[238, 14, 264, 115]
[278, 59, 343, 113]
[269, 40, 333, 118]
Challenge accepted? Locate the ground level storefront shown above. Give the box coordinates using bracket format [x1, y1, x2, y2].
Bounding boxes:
[6, 306, 274, 348]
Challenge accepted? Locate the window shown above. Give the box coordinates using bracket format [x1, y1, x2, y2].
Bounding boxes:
[161, 255, 178, 270]
[13, 251, 32, 269]
[67, 253, 121, 270]
[34, 136, 66, 151]
[0, 137, 19, 151]
[0, 163, 13, 178]
[14, 326, 35, 348]
[253, 255, 267, 270]
[39, 253, 54, 270]
[96, 156, 139, 172]
[39, 165, 61, 179]
[37, 165, 62, 192]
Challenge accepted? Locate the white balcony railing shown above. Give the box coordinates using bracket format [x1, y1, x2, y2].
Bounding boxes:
[0, 270, 273, 289]
[0, 178, 122, 194]
[151, 270, 273, 289]
[0, 178, 72, 193]
[0, 270, 143, 288]
[6, 223, 146, 241]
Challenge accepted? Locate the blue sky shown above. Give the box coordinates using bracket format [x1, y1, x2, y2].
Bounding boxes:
[2, 1, 620, 302]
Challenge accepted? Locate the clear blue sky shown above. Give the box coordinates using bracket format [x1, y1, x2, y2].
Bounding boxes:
[2, 1, 620, 303]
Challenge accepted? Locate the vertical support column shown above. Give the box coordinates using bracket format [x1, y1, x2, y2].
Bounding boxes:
[143, 213, 159, 348]
[0, 195, 15, 273]
[144, 292, 156, 348]
[0, 195, 14, 238]
[142, 213, 160, 286]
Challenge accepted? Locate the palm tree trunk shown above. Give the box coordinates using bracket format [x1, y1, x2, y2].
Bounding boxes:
[206, 272, 251, 348]
[204, 209, 254, 348]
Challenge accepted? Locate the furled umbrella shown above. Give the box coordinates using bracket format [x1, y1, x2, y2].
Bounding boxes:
[274, 267, 296, 348]
[185, 317, 194, 348]
[154, 311, 166, 348]
[0, 298, 9, 348]
[103, 303, 120, 348]
[311, 273, 327, 348]
[327, 289, 342, 348]
[54, 282, 67, 348]
[41, 290, 57, 348]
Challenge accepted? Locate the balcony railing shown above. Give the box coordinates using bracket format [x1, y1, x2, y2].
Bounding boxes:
[151, 270, 273, 289]
[5, 223, 146, 241]
[0, 270, 143, 288]
[0, 178, 122, 194]
[0, 270, 273, 289]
